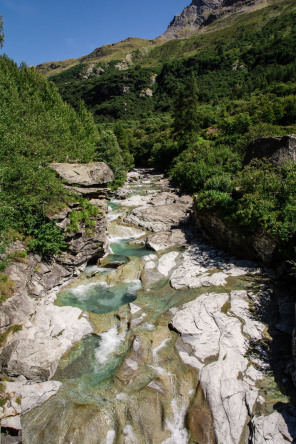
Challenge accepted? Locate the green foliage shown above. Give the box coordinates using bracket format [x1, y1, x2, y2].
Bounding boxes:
[26, 218, 66, 256]
[195, 190, 237, 216]
[96, 129, 127, 188]
[172, 73, 200, 146]
[0, 56, 104, 258]
[170, 141, 241, 194]
[67, 198, 99, 233]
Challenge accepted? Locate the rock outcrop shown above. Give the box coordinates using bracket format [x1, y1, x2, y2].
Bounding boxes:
[162, 0, 223, 39]
[161, 0, 260, 39]
[244, 135, 296, 166]
[124, 192, 193, 232]
[50, 162, 114, 186]
[50, 162, 114, 197]
[0, 184, 110, 432]
[194, 207, 279, 265]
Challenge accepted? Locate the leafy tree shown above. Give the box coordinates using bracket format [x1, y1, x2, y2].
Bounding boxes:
[96, 129, 126, 188]
[113, 123, 134, 169]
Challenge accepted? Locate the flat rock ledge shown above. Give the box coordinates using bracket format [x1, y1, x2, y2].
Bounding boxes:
[170, 241, 260, 290]
[49, 162, 114, 186]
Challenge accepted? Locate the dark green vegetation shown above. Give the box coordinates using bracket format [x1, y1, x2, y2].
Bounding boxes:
[48, 0, 296, 266]
[1, 0, 296, 266]
[0, 56, 133, 264]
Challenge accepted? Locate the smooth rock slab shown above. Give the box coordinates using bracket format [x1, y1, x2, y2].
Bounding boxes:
[171, 291, 265, 444]
[0, 299, 92, 381]
[170, 242, 260, 289]
[157, 251, 180, 277]
[134, 230, 188, 252]
[0, 378, 62, 422]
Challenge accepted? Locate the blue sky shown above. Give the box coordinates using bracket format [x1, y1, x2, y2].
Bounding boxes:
[1, 0, 189, 66]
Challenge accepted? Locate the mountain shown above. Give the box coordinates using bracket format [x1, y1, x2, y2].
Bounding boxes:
[161, 0, 263, 39]
[161, 0, 223, 39]
[36, 38, 157, 77]
[36, 0, 266, 76]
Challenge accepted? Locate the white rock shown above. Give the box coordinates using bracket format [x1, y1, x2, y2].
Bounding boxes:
[145, 261, 156, 270]
[157, 251, 179, 277]
[129, 303, 142, 315]
[171, 291, 265, 444]
[251, 412, 295, 443]
[121, 194, 155, 207]
[2, 301, 92, 381]
[1, 379, 62, 423]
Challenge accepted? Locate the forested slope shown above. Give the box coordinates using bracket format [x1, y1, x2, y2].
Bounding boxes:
[47, 0, 296, 267]
[0, 56, 131, 267]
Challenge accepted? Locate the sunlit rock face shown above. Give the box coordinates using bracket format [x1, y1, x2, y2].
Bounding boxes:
[161, 0, 260, 39]
[161, 0, 224, 39]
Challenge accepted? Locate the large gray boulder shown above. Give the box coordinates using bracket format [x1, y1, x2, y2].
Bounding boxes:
[244, 135, 296, 166]
[49, 162, 114, 186]
[124, 192, 193, 232]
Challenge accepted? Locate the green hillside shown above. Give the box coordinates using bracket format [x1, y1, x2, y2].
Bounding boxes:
[1, 0, 296, 267]
[46, 0, 296, 267]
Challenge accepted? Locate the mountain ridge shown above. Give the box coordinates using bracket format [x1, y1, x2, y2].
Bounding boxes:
[161, 0, 265, 39]
[36, 0, 267, 77]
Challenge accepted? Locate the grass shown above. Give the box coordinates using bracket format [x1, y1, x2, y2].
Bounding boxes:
[0, 274, 16, 303]
[0, 325, 22, 346]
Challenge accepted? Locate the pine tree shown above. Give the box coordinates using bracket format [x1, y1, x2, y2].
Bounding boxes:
[172, 72, 200, 147]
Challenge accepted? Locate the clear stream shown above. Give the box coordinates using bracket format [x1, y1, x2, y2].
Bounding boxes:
[21, 172, 289, 444]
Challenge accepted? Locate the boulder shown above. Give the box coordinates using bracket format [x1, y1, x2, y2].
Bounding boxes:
[133, 229, 189, 252]
[244, 135, 296, 166]
[49, 162, 114, 186]
[124, 192, 193, 232]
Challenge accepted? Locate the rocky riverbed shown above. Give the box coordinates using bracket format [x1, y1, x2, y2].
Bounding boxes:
[1, 169, 296, 443]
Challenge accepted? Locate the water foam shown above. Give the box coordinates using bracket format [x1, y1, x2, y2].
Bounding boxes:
[152, 338, 170, 364]
[95, 327, 126, 365]
[105, 430, 116, 444]
[70, 282, 108, 300]
[162, 399, 189, 444]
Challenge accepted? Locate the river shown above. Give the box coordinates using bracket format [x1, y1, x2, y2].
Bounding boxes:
[21, 169, 294, 444]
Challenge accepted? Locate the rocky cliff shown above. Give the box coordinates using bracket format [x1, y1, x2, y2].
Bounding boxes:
[194, 207, 279, 265]
[161, 0, 262, 39]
